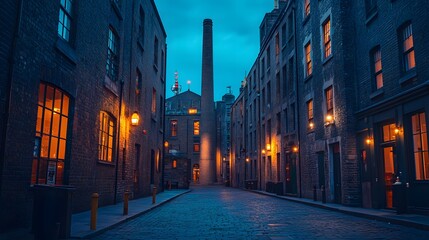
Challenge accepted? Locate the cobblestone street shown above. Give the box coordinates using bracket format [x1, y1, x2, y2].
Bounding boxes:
[92, 186, 428, 239]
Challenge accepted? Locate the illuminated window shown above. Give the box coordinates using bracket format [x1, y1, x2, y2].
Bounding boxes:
[401, 23, 416, 72]
[323, 18, 331, 58]
[170, 120, 177, 137]
[193, 143, 200, 152]
[412, 112, 428, 180]
[304, 0, 310, 17]
[188, 108, 197, 114]
[307, 99, 314, 129]
[193, 120, 200, 135]
[57, 0, 73, 42]
[305, 42, 312, 77]
[32, 83, 70, 185]
[151, 88, 156, 114]
[98, 111, 116, 163]
[172, 160, 177, 169]
[325, 87, 333, 116]
[106, 27, 119, 81]
[382, 123, 396, 142]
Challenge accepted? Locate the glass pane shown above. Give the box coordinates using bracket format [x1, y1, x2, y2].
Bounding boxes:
[65, 0, 72, 13]
[422, 132, 428, 151]
[56, 161, 64, 185]
[64, 29, 70, 42]
[60, 116, 68, 139]
[424, 152, 429, 180]
[415, 152, 422, 180]
[45, 86, 54, 109]
[389, 124, 396, 140]
[107, 148, 112, 162]
[58, 24, 63, 37]
[54, 90, 62, 112]
[61, 0, 66, 7]
[376, 74, 383, 89]
[58, 139, 66, 160]
[62, 95, 69, 116]
[43, 109, 52, 134]
[50, 137, 58, 159]
[407, 51, 416, 70]
[412, 114, 419, 133]
[413, 134, 421, 152]
[52, 113, 60, 137]
[36, 106, 43, 134]
[59, 10, 64, 24]
[41, 135, 49, 158]
[420, 113, 427, 131]
[384, 147, 394, 174]
[38, 159, 48, 184]
[38, 84, 45, 105]
[383, 125, 389, 142]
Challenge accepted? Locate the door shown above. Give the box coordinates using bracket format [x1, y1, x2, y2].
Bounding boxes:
[285, 153, 297, 194]
[332, 143, 342, 203]
[382, 146, 395, 208]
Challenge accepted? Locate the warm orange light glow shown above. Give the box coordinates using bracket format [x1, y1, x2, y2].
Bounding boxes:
[188, 108, 198, 114]
[325, 114, 333, 122]
[246, 158, 250, 162]
[394, 127, 400, 135]
[292, 146, 299, 153]
[309, 122, 314, 129]
[164, 141, 169, 148]
[366, 137, 373, 145]
[131, 111, 140, 126]
[266, 143, 271, 151]
[172, 160, 177, 168]
[261, 149, 266, 155]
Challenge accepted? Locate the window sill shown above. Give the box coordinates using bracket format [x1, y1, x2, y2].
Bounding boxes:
[55, 38, 78, 65]
[104, 75, 119, 97]
[97, 160, 115, 166]
[111, 0, 123, 20]
[302, 14, 310, 26]
[399, 69, 417, 85]
[370, 88, 384, 99]
[304, 74, 313, 83]
[322, 54, 333, 66]
[365, 10, 378, 26]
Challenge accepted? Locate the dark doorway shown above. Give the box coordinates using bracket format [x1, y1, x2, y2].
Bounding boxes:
[382, 145, 395, 208]
[332, 143, 341, 203]
[285, 153, 297, 194]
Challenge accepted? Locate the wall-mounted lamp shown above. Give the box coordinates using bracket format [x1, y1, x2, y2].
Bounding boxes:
[365, 137, 373, 145]
[394, 126, 402, 135]
[131, 111, 140, 126]
[261, 149, 266, 155]
[266, 143, 271, 151]
[164, 141, 169, 148]
[292, 146, 299, 153]
[325, 114, 334, 126]
[246, 157, 250, 162]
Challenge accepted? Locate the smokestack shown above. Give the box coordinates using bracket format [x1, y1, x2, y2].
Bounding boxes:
[274, 0, 279, 9]
[199, 19, 216, 185]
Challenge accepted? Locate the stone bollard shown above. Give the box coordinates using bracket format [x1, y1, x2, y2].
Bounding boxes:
[90, 193, 99, 230]
[152, 186, 157, 204]
[123, 191, 130, 215]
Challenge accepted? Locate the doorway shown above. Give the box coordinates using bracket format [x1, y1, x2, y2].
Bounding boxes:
[331, 143, 341, 203]
[192, 164, 200, 183]
[382, 146, 395, 208]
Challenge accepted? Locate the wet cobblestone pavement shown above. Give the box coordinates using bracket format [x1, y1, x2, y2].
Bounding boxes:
[92, 186, 428, 239]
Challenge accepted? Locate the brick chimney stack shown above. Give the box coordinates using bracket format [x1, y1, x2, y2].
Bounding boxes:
[199, 19, 216, 185]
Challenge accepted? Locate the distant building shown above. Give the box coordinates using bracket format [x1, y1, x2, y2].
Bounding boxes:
[0, 0, 166, 231]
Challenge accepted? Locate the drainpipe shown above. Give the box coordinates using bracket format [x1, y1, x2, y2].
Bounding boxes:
[1, 0, 24, 193]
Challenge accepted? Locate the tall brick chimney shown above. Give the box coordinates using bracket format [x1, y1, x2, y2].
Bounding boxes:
[199, 19, 216, 184]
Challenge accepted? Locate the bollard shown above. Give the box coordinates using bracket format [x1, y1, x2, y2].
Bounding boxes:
[123, 191, 130, 215]
[152, 186, 157, 204]
[90, 193, 99, 230]
[313, 185, 317, 201]
[321, 185, 326, 204]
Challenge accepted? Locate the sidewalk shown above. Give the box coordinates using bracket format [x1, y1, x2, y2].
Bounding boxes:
[248, 189, 429, 231]
[70, 189, 190, 239]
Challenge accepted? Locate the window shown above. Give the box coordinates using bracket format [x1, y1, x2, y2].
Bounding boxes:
[276, 72, 280, 102]
[193, 143, 200, 152]
[151, 88, 156, 114]
[98, 111, 116, 163]
[139, 8, 145, 45]
[193, 120, 200, 135]
[365, 0, 377, 16]
[276, 112, 281, 134]
[307, 99, 314, 130]
[323, 18, 332, 58]
[371, 47, 383, 90]
[304, 0, 310, 17]
[382, 123, 396, 142]
[106, 28, 119, 81]
[305, 42, 312, 77]
[172, 160, 177, 169]
[282, 65, 287, 98]
[275, 33, 280, 58]
[401, 23, 416, 72]
[281, 24, 287, 47]
[325, 86, 334, 119]
[170, 120, 177, 137]
[136, 69, 142, 97]
[32, 83, 70, 185]
[266, 46, 271, 70]
[412, 112, 428, 180]
[58, 0, 73, 42]
[261, 58, 265, 77]
[154, 36, 159, 67]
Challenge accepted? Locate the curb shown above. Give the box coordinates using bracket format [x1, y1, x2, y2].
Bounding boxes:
[246, 189, 429, 232]
[72, 189, 192, 239]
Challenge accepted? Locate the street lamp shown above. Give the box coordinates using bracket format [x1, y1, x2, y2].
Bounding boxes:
[131, 111, 140, 126]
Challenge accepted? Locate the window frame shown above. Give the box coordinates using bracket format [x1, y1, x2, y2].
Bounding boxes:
[98, 111, 116, 163]
[307, 99, 314, 130]
[57, 0, 74, 42]
[411, 112, 429, 181]
[371, 46, 383, 90]
[323, 18, 332, 59]
[106, 27, 120, 81]
[170, 120, 178, 137]
[401, 22, 416, 72]
[305, 42, 313, 77]
[325, 86, 334, 116]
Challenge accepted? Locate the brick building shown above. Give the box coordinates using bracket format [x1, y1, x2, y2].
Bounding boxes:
[0, 0, 166, 231]
[164, 87, 201, 185]
[231, 0, 429, 212]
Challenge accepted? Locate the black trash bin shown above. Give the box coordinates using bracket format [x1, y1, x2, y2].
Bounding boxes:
[392, 181, 407, 214]
[32, 184, 75, 240]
